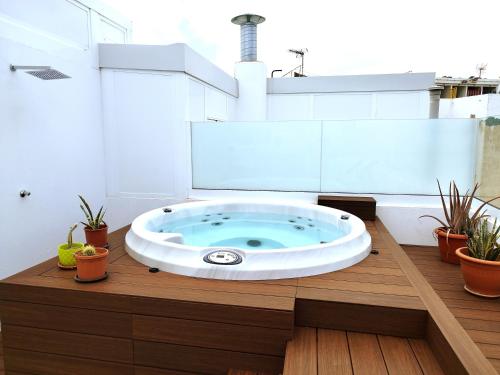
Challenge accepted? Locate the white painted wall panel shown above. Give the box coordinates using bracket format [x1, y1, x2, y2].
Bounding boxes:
[267, 94, 311, 121]
[0, 0, 90, 48]
[188, 78, 205, 121]
[375, 92, 423, 119]
[205, 87, 227, 121]
[104, 71, 177, 197]
[0, 0, 131, 279]
[313, 93, 372, 119]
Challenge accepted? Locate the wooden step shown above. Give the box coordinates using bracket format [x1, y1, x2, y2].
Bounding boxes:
[282, 327, 445, 375]
[318, 195, 376, 220]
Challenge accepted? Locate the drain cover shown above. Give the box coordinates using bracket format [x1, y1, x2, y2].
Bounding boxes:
[247, 239, 262, 247]
[203, 250, 242, 265]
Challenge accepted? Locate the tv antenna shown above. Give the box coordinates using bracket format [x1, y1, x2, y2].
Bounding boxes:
[476, 63, 487, 78]
[288, 48, 308, 75]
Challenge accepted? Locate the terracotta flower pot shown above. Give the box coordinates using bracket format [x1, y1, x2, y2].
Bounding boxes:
[84, 224, 108, 247]
[75, 247, 109, 281]
[434, 228, 467, 265]
[456, 247, 500, 298]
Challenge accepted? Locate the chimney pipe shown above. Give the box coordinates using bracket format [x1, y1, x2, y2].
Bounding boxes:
[231, 14, 265, 62]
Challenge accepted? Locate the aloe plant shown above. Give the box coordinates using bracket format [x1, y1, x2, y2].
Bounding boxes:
[467, 219, 500, 261]
[67, 224, 78, 249]
[79, 195, 106, 230]
[420, 180, 499, 236]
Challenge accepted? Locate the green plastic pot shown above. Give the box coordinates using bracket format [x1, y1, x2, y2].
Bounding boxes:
[58, 243, 84, 267]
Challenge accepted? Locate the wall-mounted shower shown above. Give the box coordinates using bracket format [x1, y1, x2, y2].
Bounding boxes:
[9, 65, 71, 80]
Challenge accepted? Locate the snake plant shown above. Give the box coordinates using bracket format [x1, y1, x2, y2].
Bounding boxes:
[79, 195, 106, 230]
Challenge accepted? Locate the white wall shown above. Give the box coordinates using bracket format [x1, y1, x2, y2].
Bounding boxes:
[101, 69, 238, 230]
[439, 94, 500, 118]
[267, 91, 430, 120]
[0, 0, 130, 279]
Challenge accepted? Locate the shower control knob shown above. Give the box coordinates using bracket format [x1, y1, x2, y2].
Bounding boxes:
[19, 190, 31, 198]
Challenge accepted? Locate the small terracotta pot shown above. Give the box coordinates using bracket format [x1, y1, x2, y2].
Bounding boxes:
[84, 224, 108, 247]
[434, 228, 467, 265]
[456, 247, 500, 298]
[75, 247, 109, 280]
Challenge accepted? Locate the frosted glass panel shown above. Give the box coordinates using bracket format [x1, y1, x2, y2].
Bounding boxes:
[192, 121, 321, 191]
[320, 119, 478, 194]
[191, 119, 479, 194]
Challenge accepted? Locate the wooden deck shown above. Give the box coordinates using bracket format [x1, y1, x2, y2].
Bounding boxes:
[404, 245, 500, 373]
[282, 327, 444, 375]
[0, 219, 496, 374]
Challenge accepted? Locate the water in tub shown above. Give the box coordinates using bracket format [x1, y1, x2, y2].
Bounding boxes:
[154, 212, 347, 250]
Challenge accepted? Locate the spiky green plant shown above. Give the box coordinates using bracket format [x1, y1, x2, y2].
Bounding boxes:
[81, 245, 97, 256]
[420, 180, 499, 236]
[67, 224, 78, 248]
[79, 195, 106, 230]
[467, 219, 500, 261]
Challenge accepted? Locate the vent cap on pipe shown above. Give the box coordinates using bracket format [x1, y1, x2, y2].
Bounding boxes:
[231, 14, 265, 62]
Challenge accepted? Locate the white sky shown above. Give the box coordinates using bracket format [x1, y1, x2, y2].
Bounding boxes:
[101, 0, 500, 78]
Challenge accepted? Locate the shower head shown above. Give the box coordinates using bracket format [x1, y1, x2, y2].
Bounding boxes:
[9, 65, 71, 80]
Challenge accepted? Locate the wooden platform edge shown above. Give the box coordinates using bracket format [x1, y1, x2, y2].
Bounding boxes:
[374, 218, 497, 375]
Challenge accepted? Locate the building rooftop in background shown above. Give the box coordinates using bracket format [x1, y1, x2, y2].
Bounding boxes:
[436, 76, 500, 98]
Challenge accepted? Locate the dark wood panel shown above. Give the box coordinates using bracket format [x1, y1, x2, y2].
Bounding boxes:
[425, 318, 466, 375]
[408, 339, 445, 375]
[135, 366, 199, 375]
[282, 327, 317, 375]
[318, 195, 376, 220]
[2, 325, 133, 364]
[295, 299, 427, 338]
[4, 348, 133, 375]
[0, 282, 131, 313]
[133, 315, 290, 356]
[131, 296, 294, 330]
[0, 301, 132, 338]
[134, 340, 283, 375]
[347, 332, 387, 375]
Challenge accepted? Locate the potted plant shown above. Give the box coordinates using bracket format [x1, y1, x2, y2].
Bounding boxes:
[79, 195, 108, 247]
[420, 180, 498, 264]
[57, 224, 84, 269]
[456, 219, 500, 298]
[74, 245, 109, 282]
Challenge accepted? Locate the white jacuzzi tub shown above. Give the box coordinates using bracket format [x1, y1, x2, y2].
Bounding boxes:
[125, 200, 371, 280]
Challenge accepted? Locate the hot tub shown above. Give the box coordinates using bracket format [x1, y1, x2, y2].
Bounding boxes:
[125, 200, 371, 280]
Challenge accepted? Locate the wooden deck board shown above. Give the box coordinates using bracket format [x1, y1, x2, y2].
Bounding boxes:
[404, 245, 500, 373]
[280, 328, 445, 375]
[0, 219, 494, 374]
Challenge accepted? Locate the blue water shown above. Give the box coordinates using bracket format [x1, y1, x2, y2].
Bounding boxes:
[155, 212, 346, 250]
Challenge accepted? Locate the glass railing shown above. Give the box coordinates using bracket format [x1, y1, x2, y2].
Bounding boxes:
[475, 117, 500, 208]
[191, 119, 481, 195]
